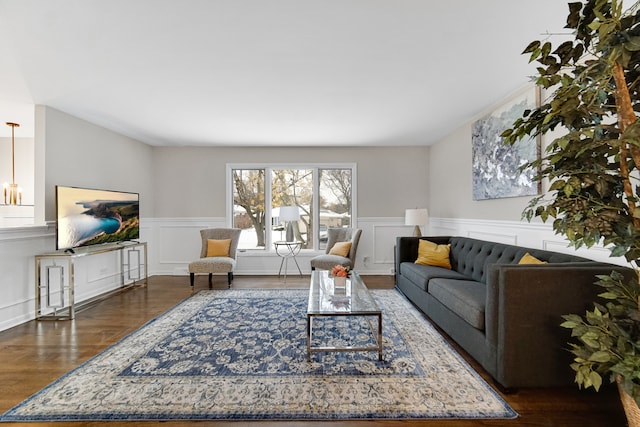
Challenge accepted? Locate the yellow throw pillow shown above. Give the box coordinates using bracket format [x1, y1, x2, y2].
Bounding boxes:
[329, 241, 352, 257]
[518, 252, 547, 264]
[415, 240, 452, 269]
[207, 239, 231, 257]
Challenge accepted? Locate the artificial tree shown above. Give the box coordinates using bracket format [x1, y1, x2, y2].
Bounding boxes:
[502, 0, 640, 406]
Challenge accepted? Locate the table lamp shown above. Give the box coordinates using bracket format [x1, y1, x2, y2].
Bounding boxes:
[405, 208, 429, 237]
[279, 206, 300, 242]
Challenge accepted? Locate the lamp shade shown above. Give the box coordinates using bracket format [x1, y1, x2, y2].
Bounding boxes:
[405, 208, 429, 226]
[405, 208, 428, 237]
[279, 206, 300, 222]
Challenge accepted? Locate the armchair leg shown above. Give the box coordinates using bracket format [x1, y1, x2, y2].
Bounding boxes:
[208, 273, 213, 289]
[190, 273, 195, 290]
[227, 272, 233, 288]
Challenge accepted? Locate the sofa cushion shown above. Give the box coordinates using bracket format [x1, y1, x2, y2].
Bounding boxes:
[428, 278, 486, 330]
[415, 240, 452, 269]
[519, 252, 547, 264]
[400, 263, 468, 291]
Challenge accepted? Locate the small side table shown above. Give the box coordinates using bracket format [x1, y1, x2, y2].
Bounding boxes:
[274, 241, 303, 282]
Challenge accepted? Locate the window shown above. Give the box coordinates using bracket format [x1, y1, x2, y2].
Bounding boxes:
[231, 169, 265, 249]
[318, 168, 353, 250]
[228, 164, 356, 251]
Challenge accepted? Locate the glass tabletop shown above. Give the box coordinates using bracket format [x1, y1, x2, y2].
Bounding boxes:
[307, 270, 380, 315]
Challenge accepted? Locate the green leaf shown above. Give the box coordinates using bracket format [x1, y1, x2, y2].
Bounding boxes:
[561, 319, 580, 328]
[553, 40, 576, 64]
[599, 292, 620, 300]
[589, 351, 611, 363]
[590, 371, 603, 391]
[624, 36, 640, 51]
[563, 182, 575, 196]
[530, 48, 542, 63]
[581, 333, 601, 348]
[563, 314, 584, 323]
[610, 245, 629, 257]
[540, 209, 549, 222]
[599, 21, 617, 37]
[566, 2, 582, 28]
[543, 113, 555, 125]
[523, 40, 541, 54]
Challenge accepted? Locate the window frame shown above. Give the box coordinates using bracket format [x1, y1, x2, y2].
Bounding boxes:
[226, 163, 357, 251]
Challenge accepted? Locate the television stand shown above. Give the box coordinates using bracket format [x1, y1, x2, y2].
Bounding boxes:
[35, 241, 148, 320]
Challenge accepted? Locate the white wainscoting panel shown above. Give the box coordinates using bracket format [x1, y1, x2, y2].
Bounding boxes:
[0, 225, 55, 331]
[146, 217, 407, 276]
[372, 225, 410, 266]
[342, 218, 411, 275]
[146, 218, 226, 275]
[429, 217, 629, 267]
[467, 231, 517, 245]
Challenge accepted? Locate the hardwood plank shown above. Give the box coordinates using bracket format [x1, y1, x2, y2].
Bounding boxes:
[0, 275, 627, 426]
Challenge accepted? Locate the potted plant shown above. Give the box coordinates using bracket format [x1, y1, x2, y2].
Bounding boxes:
[503, 0, 640, 419]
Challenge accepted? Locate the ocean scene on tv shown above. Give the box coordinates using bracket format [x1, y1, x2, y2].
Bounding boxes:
[56, 187, 139, 250]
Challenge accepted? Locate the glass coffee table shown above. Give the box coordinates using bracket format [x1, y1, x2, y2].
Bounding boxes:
[306, 270, 383, 361]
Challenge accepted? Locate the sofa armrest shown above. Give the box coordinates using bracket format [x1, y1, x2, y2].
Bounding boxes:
[395, 236, 451, 276]
[484, 262, 632, 387]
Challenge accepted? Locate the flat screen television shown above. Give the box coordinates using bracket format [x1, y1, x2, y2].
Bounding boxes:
[55, 186, 140, 251]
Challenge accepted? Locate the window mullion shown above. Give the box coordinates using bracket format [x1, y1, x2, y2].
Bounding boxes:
[265, 167, 273, 250]
[312, 168, 319, 250]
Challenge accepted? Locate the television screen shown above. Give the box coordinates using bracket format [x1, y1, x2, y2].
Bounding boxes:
[55, 186, 140, 250]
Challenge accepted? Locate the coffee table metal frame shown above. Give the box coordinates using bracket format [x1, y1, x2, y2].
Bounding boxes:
[306, 270, 383, 361]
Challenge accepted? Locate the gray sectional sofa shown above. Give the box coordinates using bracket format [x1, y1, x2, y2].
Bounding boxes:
[395, 235, 632, 389]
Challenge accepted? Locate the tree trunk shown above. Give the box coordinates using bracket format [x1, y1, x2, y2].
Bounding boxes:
[613, 61, 640, 228]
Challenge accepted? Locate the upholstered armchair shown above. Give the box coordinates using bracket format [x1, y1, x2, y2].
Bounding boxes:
[310, 227, 362, 271]
[188, 228, 242, 289]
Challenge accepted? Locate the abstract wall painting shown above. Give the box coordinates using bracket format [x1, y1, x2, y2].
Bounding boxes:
[472, 86, 541, 201]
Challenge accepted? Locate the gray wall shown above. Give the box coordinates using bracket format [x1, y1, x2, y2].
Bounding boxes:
[40, 107, 431, 222]
[43, 107, 155, 221]
[151, 146, 430, 218]
[39, 102, 541, 225]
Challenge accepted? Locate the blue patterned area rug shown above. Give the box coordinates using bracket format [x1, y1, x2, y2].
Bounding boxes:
[0, 289, 517, 421]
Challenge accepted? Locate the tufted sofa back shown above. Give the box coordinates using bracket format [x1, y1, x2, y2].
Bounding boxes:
[448, 237, 592, 283]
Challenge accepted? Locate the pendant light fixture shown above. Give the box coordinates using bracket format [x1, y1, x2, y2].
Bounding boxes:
[3, 122, 21, 205]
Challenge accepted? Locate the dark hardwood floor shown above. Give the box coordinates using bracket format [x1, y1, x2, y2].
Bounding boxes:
[0, 275, 628, 426]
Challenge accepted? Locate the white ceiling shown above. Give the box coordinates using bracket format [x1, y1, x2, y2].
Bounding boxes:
[0, 0, 569, 145]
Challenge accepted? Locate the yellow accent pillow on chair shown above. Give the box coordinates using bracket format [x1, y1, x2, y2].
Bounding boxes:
[207, 239, 231, 257]
[415, 240, 452, 269]
[329, 241, 352, 257]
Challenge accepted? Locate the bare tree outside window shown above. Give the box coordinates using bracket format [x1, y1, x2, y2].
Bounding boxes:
[319, 169, 352, 250]
[272, 169, 313, 248]
[233, 169, 265, 249]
